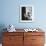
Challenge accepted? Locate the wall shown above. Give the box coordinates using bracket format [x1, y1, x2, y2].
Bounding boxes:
[0, 0, 46, 43]
[0, 0, 46, 29]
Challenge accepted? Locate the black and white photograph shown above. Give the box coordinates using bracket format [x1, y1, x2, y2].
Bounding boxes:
[20, 5, 34, 22]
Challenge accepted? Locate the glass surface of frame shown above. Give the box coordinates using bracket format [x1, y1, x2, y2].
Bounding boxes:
[20, 5, 34, 22]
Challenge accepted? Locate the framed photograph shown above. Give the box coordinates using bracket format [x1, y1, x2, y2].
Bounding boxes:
[20, 5, 34, 22]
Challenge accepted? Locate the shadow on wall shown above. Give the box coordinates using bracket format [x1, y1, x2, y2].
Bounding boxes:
[0, 24, 7, 43]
